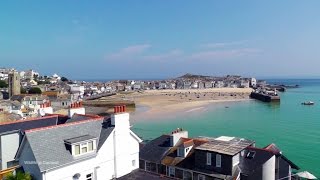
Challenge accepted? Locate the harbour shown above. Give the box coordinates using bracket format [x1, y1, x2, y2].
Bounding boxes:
[131, 79, 320, 177]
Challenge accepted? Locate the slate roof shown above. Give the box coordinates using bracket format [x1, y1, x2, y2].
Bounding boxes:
[64, 134, 97, 144]
[23, 118, 105, 172]
[0, 115, 59, 135]
[196, 137, 254, 156]
[139, 135, 171, 163]
[66, 114, 96, 123]
[97, 120, 114, 150]
[239, 147, 275, 175]
[118, 169, 173, 180]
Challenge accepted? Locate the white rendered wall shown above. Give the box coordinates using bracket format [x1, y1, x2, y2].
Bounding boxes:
[68, 107, 85, 118]
[262, 155, 276, 180]
[0, 133, 20, 170]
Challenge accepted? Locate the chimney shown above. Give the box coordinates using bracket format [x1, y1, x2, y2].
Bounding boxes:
[111, 105, 129, 128]
[170, 128, 188, 146]
[68, 101, 85, 118]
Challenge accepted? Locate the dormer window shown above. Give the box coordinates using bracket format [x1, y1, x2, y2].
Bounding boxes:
[64, 135, 97, 156]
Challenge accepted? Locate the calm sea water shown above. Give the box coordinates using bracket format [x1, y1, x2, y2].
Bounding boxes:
[131, 79, 320, 176]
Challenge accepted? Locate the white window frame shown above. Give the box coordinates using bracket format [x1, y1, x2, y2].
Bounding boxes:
[206, 152, 211, 165]
[216, 154, 221, 168]
[72, 140, 96, 156]
[198, 174, 206, 180]
[168, 167, 175, 177]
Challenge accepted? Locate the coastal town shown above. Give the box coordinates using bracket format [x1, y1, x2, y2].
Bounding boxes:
[0, 67, 315, 180]
[0, 67, 265, 120]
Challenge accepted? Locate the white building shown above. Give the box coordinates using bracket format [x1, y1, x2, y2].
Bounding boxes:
[250, 78, 257, 88]
[16, 105, 142, 180]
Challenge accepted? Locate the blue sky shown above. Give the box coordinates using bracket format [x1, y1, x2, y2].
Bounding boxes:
[1, 1, 320, 79]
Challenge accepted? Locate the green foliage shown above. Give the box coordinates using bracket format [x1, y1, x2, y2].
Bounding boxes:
[0, 80, 8, 88]
[21, 88, 27, 94]
[5, 171, 32, 180]
[28, 87, 42, 94]
[61, 77, 68, 82]
[36, 80, 50, 85]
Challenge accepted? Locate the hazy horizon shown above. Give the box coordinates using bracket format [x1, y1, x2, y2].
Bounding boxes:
[1, 1, 320, 79]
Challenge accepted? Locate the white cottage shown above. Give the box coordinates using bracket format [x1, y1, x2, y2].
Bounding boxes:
[16, 105, 142, 180]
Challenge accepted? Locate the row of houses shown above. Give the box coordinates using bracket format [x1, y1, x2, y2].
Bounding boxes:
[0, 104, 309, 180]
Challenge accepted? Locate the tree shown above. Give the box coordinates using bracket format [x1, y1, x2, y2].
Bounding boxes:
[21, 87, 27, 94]
[61, 77, 68, 82]
[0, 80, 8, 88]
[5, 171, 32, 180]
[28, 87, 42, 94]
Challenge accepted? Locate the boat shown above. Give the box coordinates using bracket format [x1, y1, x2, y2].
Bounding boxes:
[301, 101, 315, 105]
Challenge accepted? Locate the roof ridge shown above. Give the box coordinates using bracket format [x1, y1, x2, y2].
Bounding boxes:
[25, 117, 103, 133]
[0, 115, 59, 126]
[73, 113, 101, 118]
[247, 146, 276, 154]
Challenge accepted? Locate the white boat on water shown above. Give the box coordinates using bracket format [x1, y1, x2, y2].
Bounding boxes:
[301, 101, 315, 105]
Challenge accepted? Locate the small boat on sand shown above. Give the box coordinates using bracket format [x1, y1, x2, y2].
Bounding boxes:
[301, 101, 315, 105]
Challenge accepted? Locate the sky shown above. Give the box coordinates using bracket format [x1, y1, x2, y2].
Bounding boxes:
[1, 1, 320, 80]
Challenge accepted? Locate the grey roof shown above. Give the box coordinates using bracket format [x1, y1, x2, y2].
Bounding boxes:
[239, 147, 275, 175]
[0, 116, 59, 135]
[10, 95, 25, 102]
[66, 114, 93, 123]
[139, 135, 171, 163]
[24, 118, 114, 172]
[118, 169, 173, 180]
[196, 137, 254, 156]
[97, 120, 114, 150]
[64, 135, 97, 144]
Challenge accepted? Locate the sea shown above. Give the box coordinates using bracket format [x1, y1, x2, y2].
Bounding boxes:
[131, 79, 320, 177]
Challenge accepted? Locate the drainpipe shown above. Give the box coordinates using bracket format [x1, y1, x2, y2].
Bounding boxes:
[113, 131, 117, 179]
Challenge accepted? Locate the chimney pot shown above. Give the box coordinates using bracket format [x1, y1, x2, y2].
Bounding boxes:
[123, 105, 126, 112]
[114, 106, 117, 113]
[120, 105, 124, 112]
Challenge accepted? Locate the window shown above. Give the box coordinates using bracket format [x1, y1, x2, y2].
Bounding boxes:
[88, 142, 93, 151]
[246, 151, 256, 159]
[132, 160, 136, 167]
[216, 154, 221, 168]
[206, 152, 211, 165]
[86, 173, 92, 180]
[82, 146, 88, 153]
[73, 140, 96, 156]
[177, 148, 184, 157]
[168, 167, 175, 177]
[75, 145, 80, 155]
[198, 174, 206, 180]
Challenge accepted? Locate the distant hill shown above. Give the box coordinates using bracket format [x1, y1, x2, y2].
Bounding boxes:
[177, 73, 211, 79]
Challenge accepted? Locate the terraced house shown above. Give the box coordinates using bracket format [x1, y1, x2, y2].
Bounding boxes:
[138, 129, 299, 180]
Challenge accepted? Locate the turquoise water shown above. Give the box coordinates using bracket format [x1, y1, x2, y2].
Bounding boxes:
[131, 79, 320, 177]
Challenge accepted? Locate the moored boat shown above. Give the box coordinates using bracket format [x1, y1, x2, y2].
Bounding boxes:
[301, 101, 315, 105]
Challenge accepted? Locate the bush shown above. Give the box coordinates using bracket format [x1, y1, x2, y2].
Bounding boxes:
[28, 87, 42, 94]
[0, 80, 8, 88]
[5, 171, 32, 180]
[61, 77, 68, 82]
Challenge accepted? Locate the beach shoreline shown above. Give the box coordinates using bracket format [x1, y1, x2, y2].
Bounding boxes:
[123, 88, 253, 121]
[83, 88, 253, 120]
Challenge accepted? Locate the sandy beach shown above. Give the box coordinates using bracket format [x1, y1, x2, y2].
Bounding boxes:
[103, 88, 253, 120]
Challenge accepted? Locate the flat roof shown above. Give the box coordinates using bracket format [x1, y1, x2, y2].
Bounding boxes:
[64, 134, 96, 144]
[195, 136, 254, 156]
